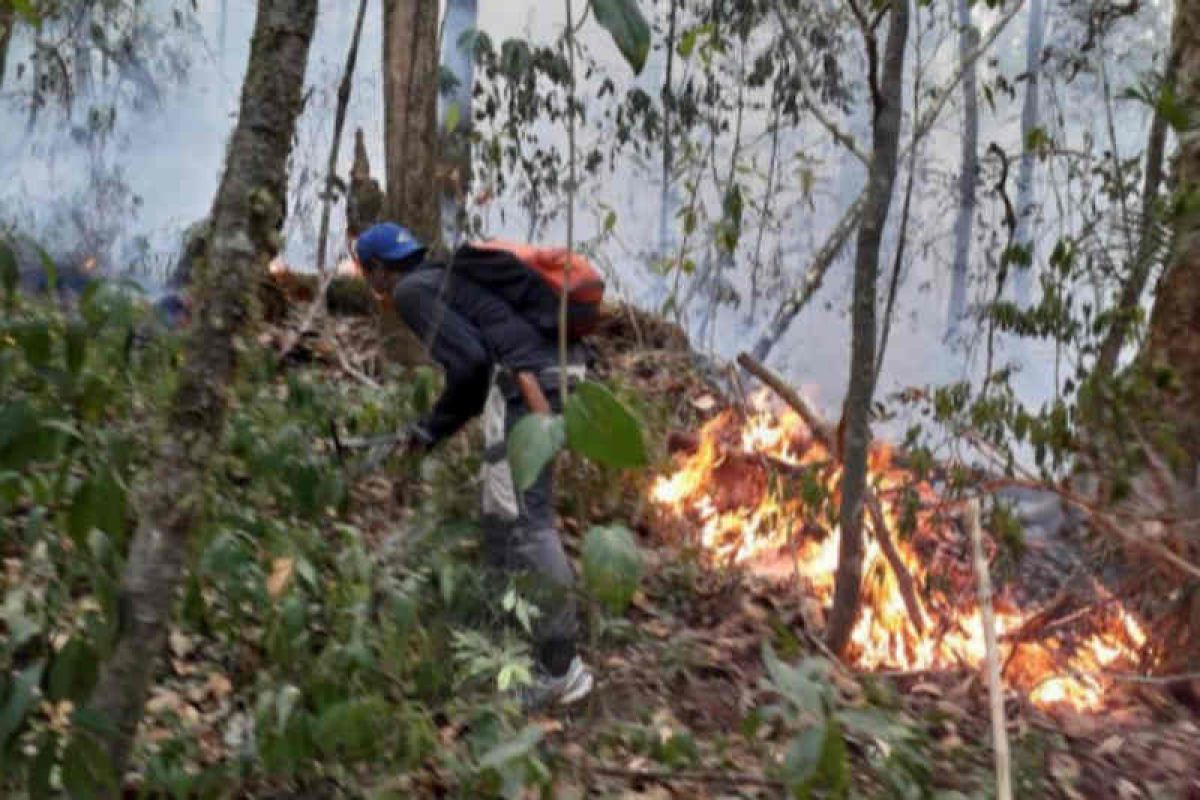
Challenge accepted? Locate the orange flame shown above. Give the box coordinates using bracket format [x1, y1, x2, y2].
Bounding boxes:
[651, 393, 1147, 711]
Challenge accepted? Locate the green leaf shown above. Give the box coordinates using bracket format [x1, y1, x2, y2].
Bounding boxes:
[0, 238, 17, 298]
[762, 643, 829, 716]
[564, 381, 647, 469]
[478, 724, 542, 769]
[783, 725, 825, 787]
[48, 638, 99, 704]
[14, 321, 52, 368]
[67, 473, 127, 546]
[313, 696, 390, 761]
[507, 413, 565, 492]
[35, 245, 57, 295]
[590, 0, 651, 75]
[28, 732, 56, 800]
[0, 660, 45, 748]
[61, 733, 118, 799]
[581, 524, 643, 615]
[444, 102, 462, 133]
[65, 321, 88, 375]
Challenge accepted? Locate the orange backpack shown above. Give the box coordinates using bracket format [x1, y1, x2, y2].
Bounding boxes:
[457, 239, 606, 339]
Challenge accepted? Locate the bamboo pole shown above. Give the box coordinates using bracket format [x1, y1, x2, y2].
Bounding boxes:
[966, 499, 1012, 800]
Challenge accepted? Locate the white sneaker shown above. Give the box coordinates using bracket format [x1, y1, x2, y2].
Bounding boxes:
[520, 656, 595, 710]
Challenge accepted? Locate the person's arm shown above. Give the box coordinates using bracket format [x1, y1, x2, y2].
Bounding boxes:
[393, 269, 492, 446]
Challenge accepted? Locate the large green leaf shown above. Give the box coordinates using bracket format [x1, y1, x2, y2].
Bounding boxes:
[48, 638, 99, 704]
[564, 381, 647, 469]
[0, 661, 45, 748]
[507, 413, 565, 491]
[67, 473, 127, 546]
[782, 720, 849, 798]
[590, 0, 651, 75]
[581, 524, 643, 615]
[478, 723, 542, 769]
[61, 733, 119, 799]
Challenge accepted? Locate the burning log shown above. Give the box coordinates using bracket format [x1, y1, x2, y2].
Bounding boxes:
[738, 352, 927, 634]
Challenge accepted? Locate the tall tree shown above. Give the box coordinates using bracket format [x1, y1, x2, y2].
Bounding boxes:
[1143, 0, 1200, 468]
[946, 0, 979, 337]
[825, 0, 910, 657]
[89, 0, 318, 774]
[1012, 0, 1045, 303]
[383, 0, 441, 246]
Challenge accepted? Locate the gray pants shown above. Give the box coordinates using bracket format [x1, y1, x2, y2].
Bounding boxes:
[479, 366, 584, 676]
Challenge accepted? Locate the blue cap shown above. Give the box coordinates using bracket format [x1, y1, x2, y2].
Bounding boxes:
[354, 223, 427, 267]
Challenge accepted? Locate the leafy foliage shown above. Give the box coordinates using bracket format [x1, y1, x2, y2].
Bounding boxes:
[582, 523, 644, 614]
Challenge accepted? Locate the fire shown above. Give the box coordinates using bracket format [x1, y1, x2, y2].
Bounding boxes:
[651, 394, 1148, 710]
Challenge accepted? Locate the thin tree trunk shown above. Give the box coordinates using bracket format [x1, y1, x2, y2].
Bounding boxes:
[1, 6, 15, 88]
[876, 2, 924, 384]
[383, 0, 441, 247]
[1144, 0, 1200, 468]
[1096, 19, 1183, 374]
[826, 0, 909, 657]
[1012, 0, 1044, 304]
[660, 0, 679, 257]
[315, 0, 369, 275]
[89, 0, 318, 776]
[947, 0, 979, 337]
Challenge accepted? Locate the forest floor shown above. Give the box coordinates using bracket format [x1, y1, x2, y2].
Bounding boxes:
[255, 280, 1200, 797]
[9, 274, 1196, 798]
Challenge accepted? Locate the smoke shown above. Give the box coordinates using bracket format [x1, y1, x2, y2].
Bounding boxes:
[0, 0, 1172, 447]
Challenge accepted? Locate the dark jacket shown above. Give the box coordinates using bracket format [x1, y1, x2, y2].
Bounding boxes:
[393, 262, 563, 445]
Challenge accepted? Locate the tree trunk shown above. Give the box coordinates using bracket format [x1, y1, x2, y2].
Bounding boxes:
[1144, 0, 1200, 470]
[383, 0, 441, 247]
[1011, 0, 1045, 304]
[0, 5, 15, 88]
[1096, 15, 1183, 375]
[89, 0, 317, 776]
[438, 0, 478, 243]
[825, 0, 910, 657]
[947, 0, 979, 337]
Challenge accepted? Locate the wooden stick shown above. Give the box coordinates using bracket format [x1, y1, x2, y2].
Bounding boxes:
[314, 0, 369, 276]
[738, 351, 926, 633]
[737, 352, 838, 453]
[967, 499, 1012, 800]
[586, 764, 782, 790]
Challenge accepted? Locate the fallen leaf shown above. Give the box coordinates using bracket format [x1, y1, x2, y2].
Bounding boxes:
[207, 672, 233, 700]
[911, 682, 942, 697]
[1116, 779, 1143, 799]
[1096, 734, 1124, 757]
[168, 630, 194, 659]
[267, 557, 295, 599]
